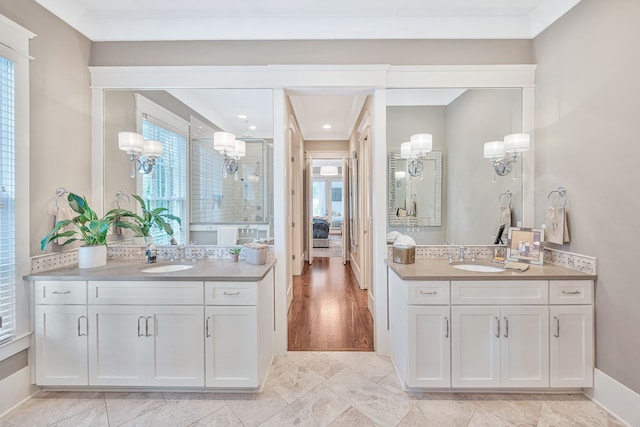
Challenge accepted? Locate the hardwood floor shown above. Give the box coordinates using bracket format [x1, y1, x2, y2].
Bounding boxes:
[288, 257, 374, 351]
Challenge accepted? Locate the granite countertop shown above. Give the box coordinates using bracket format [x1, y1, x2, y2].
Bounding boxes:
[385, 259, 596, 281]
[25, 259, 277, 282]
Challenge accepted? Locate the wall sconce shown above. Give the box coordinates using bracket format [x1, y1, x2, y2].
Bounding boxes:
[319, 165, 339, 177]
[213, 131, 246, 180]
[484, 133, 530, 180]
[118, 131, 163, 178]
[401, 133, 433, 177]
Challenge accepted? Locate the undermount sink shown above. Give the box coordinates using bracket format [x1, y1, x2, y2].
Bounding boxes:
[451, 263, 505, 273]
[140, 264, 194, 273]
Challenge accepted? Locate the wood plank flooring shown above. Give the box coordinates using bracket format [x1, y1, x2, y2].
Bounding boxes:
[288, 257, 374, 351]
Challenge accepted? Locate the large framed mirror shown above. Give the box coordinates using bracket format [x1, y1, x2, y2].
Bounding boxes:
[386, 88, 524, 244]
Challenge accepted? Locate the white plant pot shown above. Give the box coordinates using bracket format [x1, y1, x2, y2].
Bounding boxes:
[78, 245, 107, 269]
[132, 236, 151, 245]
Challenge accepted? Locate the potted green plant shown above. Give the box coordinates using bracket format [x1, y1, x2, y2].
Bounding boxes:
[41, 193, 132, 268]
[116, 194, 182, 245]
[228, 247, 242, 262]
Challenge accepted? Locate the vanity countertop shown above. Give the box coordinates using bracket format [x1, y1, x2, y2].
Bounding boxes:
[25, 259, 277, 282]
[386, 259, 596, 281]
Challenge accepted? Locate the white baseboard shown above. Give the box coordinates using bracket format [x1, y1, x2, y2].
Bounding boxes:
[0, 366, 37, 418]
[584, 369, 639, 427]
[287, 283, 293, 310]
[368, 291, 374, 318]
[350, 254, 361, 286]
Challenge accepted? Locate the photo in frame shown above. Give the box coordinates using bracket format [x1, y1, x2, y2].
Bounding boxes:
[506, 227, 544, 265]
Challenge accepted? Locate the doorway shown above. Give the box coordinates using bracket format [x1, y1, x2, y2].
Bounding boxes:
[310, 158, 345, 260]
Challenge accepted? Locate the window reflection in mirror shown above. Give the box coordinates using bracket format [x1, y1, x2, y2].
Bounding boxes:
[386, 88, 523, 245]
[104, 89, 274, 246]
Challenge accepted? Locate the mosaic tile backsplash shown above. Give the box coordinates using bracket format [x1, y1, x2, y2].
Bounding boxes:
[31, 245, 594, 275]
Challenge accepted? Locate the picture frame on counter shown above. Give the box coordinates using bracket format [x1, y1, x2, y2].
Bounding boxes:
[506, 227, 544, 265]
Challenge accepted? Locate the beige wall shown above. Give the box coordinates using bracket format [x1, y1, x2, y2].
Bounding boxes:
[0, 0, 93, 256]
[91, 40, 532, 67]
[534, 0, 640, 393]
[304, 140, 348, 152]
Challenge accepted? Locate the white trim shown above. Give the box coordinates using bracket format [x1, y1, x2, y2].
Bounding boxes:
[0, 367, 36, 418]
[91, 88, 105, 215]
[584, 369, 639, 427]
[0, 14, 36, 59]
[0, 332, 31, 361]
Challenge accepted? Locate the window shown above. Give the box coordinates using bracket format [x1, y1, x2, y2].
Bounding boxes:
[0, 55, 15, 344]
[140, 117, 187, 245]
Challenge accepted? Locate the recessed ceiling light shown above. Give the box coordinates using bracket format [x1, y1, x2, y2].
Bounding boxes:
[249, 125, 257, 130]
[237, 114, 247, 119]
[323, 124, 332, 129]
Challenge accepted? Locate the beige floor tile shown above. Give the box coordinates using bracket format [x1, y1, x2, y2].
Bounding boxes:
[538, 399, 610, 427]
[269, 365, 327, 403]
[51, 403, 109, 427]
[324, 367, 414, 426]
[326, 352, 394, 383]
[327, 406, 381, 427]
[118, 399, 225, 427]
[261, 384, 350, 426]
[469, 395, 542, 427]
[189, 405, 244, 426]
[0, 391, 104, 427]
[223, 385, 288, 427]
[412, 399, 478, 426]
[104, 392, 165, 426]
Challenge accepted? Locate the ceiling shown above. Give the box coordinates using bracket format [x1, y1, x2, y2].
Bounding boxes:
[35, 0, 582, 41]
[34, 0, 581, 143]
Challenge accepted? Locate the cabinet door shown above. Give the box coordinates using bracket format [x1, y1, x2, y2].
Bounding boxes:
[88, 305, 146, 386]
[408, 306, 450, 388]
[205, 306, 258, 388]
[550, 305, 594, 387]
[451, 306, 501, 388]
[500, 306, 549, 387]
[146, 306, 205, 387]
[35, 305, 88, 385]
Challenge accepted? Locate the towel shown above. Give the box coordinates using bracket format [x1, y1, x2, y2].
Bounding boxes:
[54, 206, 75, 245]
[217, 226, 238, 245]
[498, 206, 511, 230]
[546, 207, 570, 244]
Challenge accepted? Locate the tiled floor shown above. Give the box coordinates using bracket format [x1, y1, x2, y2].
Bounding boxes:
[0, 352, 626, 427]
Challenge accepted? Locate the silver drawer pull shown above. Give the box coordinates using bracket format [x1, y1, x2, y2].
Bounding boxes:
[562, 290, 582, 295]
[419, 290, 438, 295]
[503, 316, 509, 338]
[495, 316, 500, 338]
[77, 316, 87, 337]
[223, 291, 241, 296]
[137, 316, 145, 337]
[52, 290, 71, 295]
[553, 316, 560, 338]
[205, 316, 212, 338]
[444, 316, 449, 338]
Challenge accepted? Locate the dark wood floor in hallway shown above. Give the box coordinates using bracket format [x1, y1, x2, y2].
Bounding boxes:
[288, 257, 374, 351]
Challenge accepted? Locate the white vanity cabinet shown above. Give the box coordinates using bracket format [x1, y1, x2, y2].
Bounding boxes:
[87, 281, 205, 387]
[451, 280, 549, 388]
[549, 280, 594, 387]
[204, 269, 274, 388]
[34, 281, 89, 386]
[389, 271, 451, 388]
[388, 267, 594, 391]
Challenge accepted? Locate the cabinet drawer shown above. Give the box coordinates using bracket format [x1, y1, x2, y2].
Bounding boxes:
[35, 281, 86, 305]
[89, 281, 203, 305]
[451, 280, 548, 305]
[549, 280, 593, 305]
[407, 281, 449, 305]
[205, 282, 257, 305]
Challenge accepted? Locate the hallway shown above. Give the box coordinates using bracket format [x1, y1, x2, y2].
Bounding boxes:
[288, 258, 373, 351]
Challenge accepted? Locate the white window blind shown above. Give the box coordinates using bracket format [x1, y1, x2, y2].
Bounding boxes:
[191, 134, 224, 223]
[141, 115, 187, 245]
[0, 55, 15, 344]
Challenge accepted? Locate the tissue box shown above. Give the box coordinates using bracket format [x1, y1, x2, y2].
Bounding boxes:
[393, 246, 415, 264]
[243, 244, 268, 265]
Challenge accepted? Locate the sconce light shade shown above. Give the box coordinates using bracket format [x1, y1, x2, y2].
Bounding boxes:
[400, 141, 411, 159]
[142, 140, 163, 158]
[118, 132, 144, 154]
[483, 141, 505, 159]
[504, 133, 530, 153]
[320, 165, 339, 176]
[410, 133, 433, 156]
[395, 170, 406, 180]
[229, 139, 246, 158]
[213, 131, 236, 152]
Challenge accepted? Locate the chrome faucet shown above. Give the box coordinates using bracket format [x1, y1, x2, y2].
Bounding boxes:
[458, 245, 466, 261]
[145, 243, 157, 264]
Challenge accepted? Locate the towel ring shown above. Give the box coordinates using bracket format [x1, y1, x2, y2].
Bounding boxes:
[115, 191, 131, 208]
[547, 186, 567, 208]
[498, 190, 512, 208]
[55, 187, 68, 209]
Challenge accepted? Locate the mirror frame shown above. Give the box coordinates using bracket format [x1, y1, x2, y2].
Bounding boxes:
[388, 151, 442, 227]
